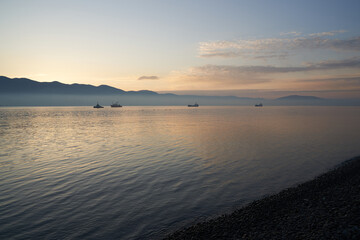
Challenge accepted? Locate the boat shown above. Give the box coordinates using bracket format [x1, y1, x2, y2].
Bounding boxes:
[188, 103, 199, 107]
[93, 102, 104, 108]
[255, 103, 263, 107]
[111, 102, 122, 108]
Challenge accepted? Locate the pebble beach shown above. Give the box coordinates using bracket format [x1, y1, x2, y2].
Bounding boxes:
[165, 156, 360, 239]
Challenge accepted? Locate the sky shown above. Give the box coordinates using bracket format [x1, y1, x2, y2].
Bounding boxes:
[1, 0, 360, 99]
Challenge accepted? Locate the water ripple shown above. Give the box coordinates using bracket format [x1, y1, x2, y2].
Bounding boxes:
[0, 106, 360, 239]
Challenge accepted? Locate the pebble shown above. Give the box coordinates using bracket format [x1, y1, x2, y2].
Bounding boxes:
[164, 156, 360, 239]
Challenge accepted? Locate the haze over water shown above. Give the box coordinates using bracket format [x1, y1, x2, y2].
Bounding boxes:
[1, 106, 360, 239]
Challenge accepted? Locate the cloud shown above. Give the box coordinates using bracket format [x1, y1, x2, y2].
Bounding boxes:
[294, 75, 360, 91]
[304, 57, 360, 70]
[297, 76, 360, 83]
[280, 31, 302, 36]
[252, 53, 289, 60]
[170, 57, 360, 89]
[200, 50, 289, 59]
[137, 76, 159, 80]
[197, 57, 360, 75]
[199, 31, 359, 59]
[296, 76, 360, 89]
[308, 30, 346, 37]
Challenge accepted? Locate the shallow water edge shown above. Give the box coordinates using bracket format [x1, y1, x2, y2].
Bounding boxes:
[165, 156, 360, 239]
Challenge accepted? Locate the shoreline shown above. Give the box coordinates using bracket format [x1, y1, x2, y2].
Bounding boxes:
[165, 156, 360, 239]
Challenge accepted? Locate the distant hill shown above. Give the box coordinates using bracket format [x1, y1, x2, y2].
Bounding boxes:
[276, 95, 323, 101]
[0, 76, 157, 95]
[2, 76, 359, 106]
[0, 76, 266, 106]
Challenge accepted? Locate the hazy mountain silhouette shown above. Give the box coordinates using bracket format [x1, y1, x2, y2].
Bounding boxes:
[1, 76, 359, 106]
[0, 76, 158, 95]
[0, 76, 259, 100]
[276, 95, 323, 101]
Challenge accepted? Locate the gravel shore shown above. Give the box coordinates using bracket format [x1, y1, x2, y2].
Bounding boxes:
[165, 156, 360, 239]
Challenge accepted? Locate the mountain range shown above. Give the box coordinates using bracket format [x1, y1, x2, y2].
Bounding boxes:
[1, 76, 359, 106]
[0, 76, 158, 95]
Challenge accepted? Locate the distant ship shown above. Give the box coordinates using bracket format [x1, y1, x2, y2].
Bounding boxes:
[255, 103, 263, 107]
[111, 102, 122, 108]
[93, 102, 104, 108]
[188, 103, 199, 107]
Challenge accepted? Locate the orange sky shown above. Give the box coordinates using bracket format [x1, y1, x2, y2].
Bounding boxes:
[1, 0, 360, 98]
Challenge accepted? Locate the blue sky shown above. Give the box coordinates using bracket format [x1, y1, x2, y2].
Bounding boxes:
[1, 0, 360, 98]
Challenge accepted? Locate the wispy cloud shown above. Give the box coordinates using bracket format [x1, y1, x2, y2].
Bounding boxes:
[308, 30, 347, 37]
[296, 76, 360, 89]
[137, 76, 159, 80]
[303, 57, 360, 70]
[199, 30, 359, 59]
[196, 57, 360, 75]
[295, 75, 360, 91]
[171, 57, 360, 88]
[280, 31, 302, 36]
[297, 76, 360, 83]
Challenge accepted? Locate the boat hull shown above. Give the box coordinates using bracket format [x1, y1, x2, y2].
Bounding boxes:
[188, 103, 199, 107]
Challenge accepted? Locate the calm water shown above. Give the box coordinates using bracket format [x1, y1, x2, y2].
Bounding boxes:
[1, 106, 360, 239]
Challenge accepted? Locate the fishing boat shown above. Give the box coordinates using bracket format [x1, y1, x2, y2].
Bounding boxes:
[255, 103, 263, 107]
[93, 102, 104, 108]
[111, 102, 122, 108]
[188, 103, 199, 107]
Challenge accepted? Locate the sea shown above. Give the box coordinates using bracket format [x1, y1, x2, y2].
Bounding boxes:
[1, 106, 360, 239]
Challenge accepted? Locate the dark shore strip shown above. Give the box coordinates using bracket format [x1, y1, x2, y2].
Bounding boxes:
[165, 157, 360, 239]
